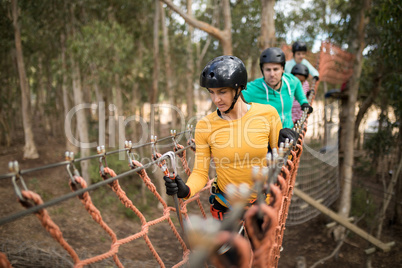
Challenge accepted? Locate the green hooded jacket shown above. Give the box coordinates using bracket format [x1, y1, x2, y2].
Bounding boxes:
[242, 73, 308, 128]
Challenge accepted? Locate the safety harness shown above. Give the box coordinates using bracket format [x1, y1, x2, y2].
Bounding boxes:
[209, 177, 263, 221]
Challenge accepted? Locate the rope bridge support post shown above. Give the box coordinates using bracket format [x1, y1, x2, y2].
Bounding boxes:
[293, 187, 394, 252]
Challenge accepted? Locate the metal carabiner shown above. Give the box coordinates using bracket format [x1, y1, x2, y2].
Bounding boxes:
[161, 151, 177, 176]
[170, 129, 179, 149]
[12, 175, 28, 201]
[150, 135, 158, 160]
[125, 140, 134, 167]
[96, 145, 107, 176]
[9, 161, 28, 201]
[66, 163, 80, 184]
[65, 151, 80, 184]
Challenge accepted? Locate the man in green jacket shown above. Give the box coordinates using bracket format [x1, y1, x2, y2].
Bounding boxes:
[242, 47, 313, 128]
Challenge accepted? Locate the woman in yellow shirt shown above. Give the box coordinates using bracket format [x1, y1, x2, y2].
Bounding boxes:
[164, 55, 297, 220]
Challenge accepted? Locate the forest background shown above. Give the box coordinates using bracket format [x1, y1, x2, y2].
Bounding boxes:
[0, 0, 401, 267]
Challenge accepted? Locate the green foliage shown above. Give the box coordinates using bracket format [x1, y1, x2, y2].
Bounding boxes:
[231, 0, 261, 60]
[275, 0, 351, 47]
[354, 155, 375, 176]
[365, 0, 402, 120]
[363, 122, 397, 158]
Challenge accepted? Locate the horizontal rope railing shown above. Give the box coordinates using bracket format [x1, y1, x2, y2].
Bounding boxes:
[0, 145, 190, 226]
[0, 129, 192, 180]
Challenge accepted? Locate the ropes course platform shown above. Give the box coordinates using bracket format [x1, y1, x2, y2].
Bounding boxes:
[0, 41, 396, 267]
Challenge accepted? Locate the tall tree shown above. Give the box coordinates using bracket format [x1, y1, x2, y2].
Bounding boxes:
[160, 1, 176, 128]
[160, 0, 233, 55]
[151, 0, 160, 106]
[259, 0, 276, 50]
[185, 0, 195, 119]
[335, 0, 372, 240]
[152, 0, 167, 204]
[11, 0, 39, 159]
[69, 3, 90, 183]
[60, 32, 76, 152]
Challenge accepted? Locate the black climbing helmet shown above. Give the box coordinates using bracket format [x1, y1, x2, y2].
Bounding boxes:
[200, 55, 247, 90]
[259, 47, 286, 70]
[292, 41, 307, 54]
[200, 55, 247, 114]
[291, 63, 309, 78]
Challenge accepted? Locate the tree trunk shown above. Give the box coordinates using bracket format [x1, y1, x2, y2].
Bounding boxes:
[70, 4, 90, 184]
[37, 57, 52, 134]
[354, 75, 381, 142]
[376, 157, 402, 238]
[153, 0, 167, 206]
[336, 0, 371, 240]
[160, 0, 233, 55]
[61, 33, 77, 153]
[89, 63, 105, 148]
[151, 0, 160, 107]
[160, 2, 177, 128]
[323, 81, 328, 146]
[71, 59, 90, 184]
[196, 0, 217, 74]
[185, 0, 194, 120]
[11, 0, 39, 159]
[114, 73, 125, 148]
[259, 0, 276, 50]
[394, 123, 402, 225]
[36, 56, 45, 122]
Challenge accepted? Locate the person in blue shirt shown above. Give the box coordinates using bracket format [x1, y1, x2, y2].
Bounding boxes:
[242, 47, 313, 128]
[285, 41, 319, 82]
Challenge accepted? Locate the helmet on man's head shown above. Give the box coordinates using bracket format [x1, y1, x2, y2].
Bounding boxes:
[200, 55, 247, 90]
[291, 63, 309, 78]
[259, 47, 286, 70]
[292, 41, 307, 54]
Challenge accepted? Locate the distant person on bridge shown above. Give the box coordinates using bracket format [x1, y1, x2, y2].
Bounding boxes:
[291, 63, 312, 123]
[163, 55, 298, 220]
[285, 41, 320, 82]
[242, 47, 313, 128]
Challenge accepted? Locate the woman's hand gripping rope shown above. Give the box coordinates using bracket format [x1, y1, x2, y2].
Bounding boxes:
[150, 138, 187, 237]
[163, 174, 190, 198]
[158, 151, 188, 247]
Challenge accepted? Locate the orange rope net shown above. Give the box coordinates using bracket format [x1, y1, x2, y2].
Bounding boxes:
[1, 125, 310, 268]
[1, 42, 335, 267]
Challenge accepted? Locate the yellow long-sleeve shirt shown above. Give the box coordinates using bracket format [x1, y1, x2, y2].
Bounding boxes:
[186, 103, 282, 203]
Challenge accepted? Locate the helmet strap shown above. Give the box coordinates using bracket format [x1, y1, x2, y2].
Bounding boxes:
[223, 88, 241, 114]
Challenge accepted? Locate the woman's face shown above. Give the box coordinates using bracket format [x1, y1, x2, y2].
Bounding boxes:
[207, 87, 235, 111]
[294, 51, 306, 64]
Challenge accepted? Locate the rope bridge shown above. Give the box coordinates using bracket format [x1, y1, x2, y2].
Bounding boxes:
[2, 41, 355, 267]
[0, 110, 314, 268]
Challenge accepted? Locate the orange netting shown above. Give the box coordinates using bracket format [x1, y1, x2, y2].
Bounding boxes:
[318, 41, 354, 85]
[3, 124, 311, 268]
[1, 42, 340, 267]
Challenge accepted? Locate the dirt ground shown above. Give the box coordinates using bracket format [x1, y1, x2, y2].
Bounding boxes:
[0, 136, 400, 267]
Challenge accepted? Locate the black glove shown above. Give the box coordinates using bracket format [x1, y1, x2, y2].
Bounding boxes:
[313, 76, 319, 82]
[278, 128, 299, 146]
[301, 103, 313, 114]
[163, 174, 190, 198]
